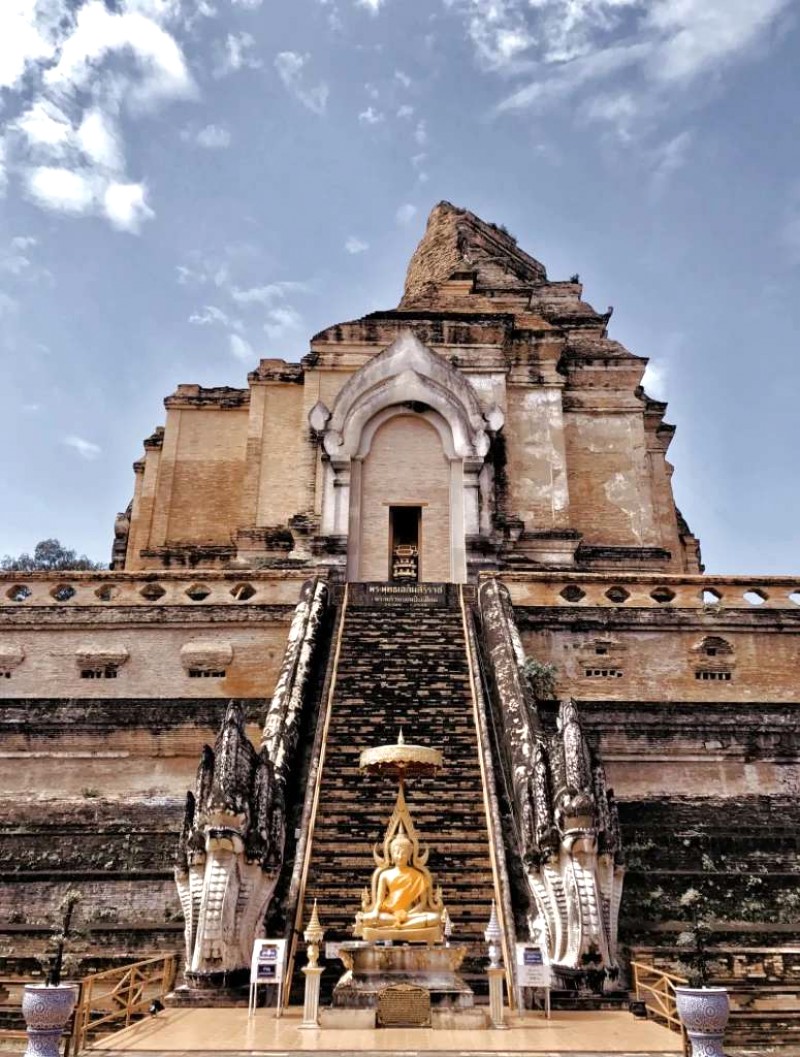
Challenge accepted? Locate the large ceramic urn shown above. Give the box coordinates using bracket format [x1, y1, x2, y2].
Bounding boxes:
[675, 986, 729, 1057]
[22, 984, 78, 1057]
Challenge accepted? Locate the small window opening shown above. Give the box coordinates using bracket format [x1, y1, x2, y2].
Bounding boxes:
[695, 670, 732, 682]
[584, 668, 623, 678]
[80, 666, 119, 680]
[188, 668, 226, 678]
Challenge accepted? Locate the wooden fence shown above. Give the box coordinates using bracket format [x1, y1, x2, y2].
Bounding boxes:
[70, 954, 177, 1053]
[631, 960, 689, 1055]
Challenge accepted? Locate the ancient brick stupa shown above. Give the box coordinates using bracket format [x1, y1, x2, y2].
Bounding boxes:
[1, 204, 798, 1039]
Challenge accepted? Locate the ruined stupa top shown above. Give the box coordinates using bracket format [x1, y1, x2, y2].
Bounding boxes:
[399, 201, 548, 310]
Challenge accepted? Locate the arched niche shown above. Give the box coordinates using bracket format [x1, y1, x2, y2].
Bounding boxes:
[310, 330, 502, 584]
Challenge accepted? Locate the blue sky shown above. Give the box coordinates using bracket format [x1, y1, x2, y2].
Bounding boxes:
[1, 0, 798, 573]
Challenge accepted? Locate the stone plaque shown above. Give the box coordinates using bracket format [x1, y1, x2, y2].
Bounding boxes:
[376, 984, 431, 1028]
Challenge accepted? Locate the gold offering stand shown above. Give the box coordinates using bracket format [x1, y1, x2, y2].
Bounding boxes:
[329, 732, 482, 1027]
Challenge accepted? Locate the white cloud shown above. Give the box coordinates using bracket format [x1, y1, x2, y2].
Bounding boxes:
[3, 0, 194, 231]
[232, 0, 263, 7]
[0, 235, 37, 276]
[446, 0, 535, 69]
[195, 124, 231, 149]
[395, 69, 412, 88]
[642, 359, 668, 399]
[646, 0, 791, 84]
[356, 0, 385, 11]
[396, 104, 414, 119]
[16, 101, 73, 153]
[63, 435, 101, 460]
[345, 236, 369, 254]
[231, 281, 306, 304]
[215, 31, 262, 77]
[103, 182, 153, 232]
[358, 106, 384, 125]
[44, 1, 194, 110]
[274, 51, 329, 114]
[497, 43, 649, 114]
[26, 167, 95, 214]
[649, 129, 692, 193]
[396, 203, 417, 227]
[264, 305, 303, 341]
[189, 304, 238, 326]
[481, 0, 792, 139]
[0, 0, 54, 92]
[229, 333, 254, 361]
[414, 120, 427, 145]
[77, 109, 122, 170]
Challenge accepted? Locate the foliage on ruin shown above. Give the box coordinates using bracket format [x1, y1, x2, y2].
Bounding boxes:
[523, 657, 558, 701]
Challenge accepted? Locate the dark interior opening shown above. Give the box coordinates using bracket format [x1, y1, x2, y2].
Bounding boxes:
[389, 505, 421, 582]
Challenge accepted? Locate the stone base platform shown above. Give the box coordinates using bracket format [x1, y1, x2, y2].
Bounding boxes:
[332, 943, 474, 1013]
[320, 1006, 490, 1029]
[86, 1005, 682, 1053]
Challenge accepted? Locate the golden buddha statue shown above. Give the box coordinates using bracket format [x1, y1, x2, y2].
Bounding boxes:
[354, 734, 447, 944]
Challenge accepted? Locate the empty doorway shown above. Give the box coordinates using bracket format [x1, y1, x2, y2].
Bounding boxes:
[389, 505, 421, 582]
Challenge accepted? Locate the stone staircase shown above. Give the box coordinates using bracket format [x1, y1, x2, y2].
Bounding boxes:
[293, 588, 498, 1001]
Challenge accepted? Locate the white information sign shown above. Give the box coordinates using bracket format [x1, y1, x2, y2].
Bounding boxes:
[248, 938, 287, 1018]
[515, 944, 552, 1018]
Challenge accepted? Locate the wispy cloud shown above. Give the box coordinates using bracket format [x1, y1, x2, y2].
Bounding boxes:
[193, 124, 232, 149]
[356, 0, 386, 12]
[345, 236, 369, 254]
[231, 281, 307, 304]
[63, 435, 101, 460]
[396, 203, 417, 226]
[189, 304, 241, 328]
[229, 333, 254, 361]
[275, 52, 329, 114]
[214, 32, 262, 77]
[453, 0, 793, 142]
[649, 130, 693, 193]
[358, 106, 384, 125]
[2, 0, 195, 231]
[264, 305, 303, 341]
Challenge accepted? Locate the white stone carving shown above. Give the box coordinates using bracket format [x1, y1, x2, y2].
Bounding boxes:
[478, 578, 625, 987]
[175, 579, 328, 986]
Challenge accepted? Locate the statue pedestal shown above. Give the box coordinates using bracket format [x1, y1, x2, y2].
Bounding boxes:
[332, 943, 474, 1011]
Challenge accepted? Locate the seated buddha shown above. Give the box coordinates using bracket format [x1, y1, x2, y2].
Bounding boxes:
[355, 830, 445, 943]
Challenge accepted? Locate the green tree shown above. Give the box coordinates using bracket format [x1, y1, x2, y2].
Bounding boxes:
[1, 538, 106, 572]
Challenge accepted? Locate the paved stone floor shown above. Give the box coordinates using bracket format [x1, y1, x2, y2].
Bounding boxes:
[89, 1007, 681, 1055]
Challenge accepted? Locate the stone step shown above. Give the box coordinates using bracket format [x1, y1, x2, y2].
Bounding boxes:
[292, 600, 497, 1003]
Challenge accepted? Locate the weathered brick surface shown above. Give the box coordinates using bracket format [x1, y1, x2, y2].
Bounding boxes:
[0, 702, 264, 976]
[359, 416, 451, 582]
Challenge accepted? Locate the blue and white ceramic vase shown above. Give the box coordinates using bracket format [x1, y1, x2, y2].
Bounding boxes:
[22, 984, 78, 1057]
[675, 986, 729, 1057]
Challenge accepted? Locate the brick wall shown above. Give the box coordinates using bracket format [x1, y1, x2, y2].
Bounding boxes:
[358, 415, 452, 582]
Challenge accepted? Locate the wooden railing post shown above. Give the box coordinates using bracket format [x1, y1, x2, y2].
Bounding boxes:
[68, 953, 180, 1054]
